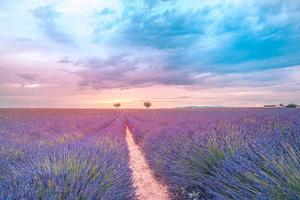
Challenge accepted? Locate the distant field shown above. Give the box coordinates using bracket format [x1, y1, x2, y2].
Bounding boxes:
[1, 108, 300, 199]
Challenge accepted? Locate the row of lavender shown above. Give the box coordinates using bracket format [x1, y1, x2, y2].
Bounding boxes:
[0, 109, 136, 200]
[126, 108, 300, 199]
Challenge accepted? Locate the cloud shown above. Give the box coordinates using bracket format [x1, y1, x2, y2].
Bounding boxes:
[74, 52, 196, 90]
[152, 96, 193, 100]
[72, 45, 300, 94]
[96, 8, 115, 16]
[1, 0, 300, 107]
[58, 56, 73, 64]
[92, 0, 300, 73]
[191, 65, 300, 93]
[16, 73, 38, 81]
[32, 5, 75, 45]
[15, 72, 44, 88]
[14, 37, 33, 42]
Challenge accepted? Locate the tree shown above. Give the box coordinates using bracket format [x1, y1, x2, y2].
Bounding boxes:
[113, 103, 121, 109]
[286, 103, 297, 108]
[144, 101, 152, 109]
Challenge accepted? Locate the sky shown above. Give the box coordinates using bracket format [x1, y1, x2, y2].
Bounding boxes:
[0, 0, 300, 108]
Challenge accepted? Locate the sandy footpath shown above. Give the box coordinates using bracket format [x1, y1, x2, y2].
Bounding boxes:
[125, 126, 170, 200]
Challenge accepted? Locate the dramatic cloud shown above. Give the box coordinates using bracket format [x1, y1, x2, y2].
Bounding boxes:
[74, 52, 196, 90]
[92, 0, 300, 72]
[0, 0, 300, 107]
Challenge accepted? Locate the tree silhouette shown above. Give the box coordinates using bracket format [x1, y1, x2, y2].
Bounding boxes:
[113, 103, 121, 109]
[144, 101, 152, 109]
[286, 103, 297, 108]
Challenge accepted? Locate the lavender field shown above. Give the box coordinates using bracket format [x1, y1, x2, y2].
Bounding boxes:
[1, 108, 300, 200]
[0, 109, 135, 200]
[2, 0, 300, 199]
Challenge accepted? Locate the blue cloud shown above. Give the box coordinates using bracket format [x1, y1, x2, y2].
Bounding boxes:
[32, 5, 74, 45]
[96, 8, 115, 16]
[92, 0, 300, 73]
[116, 5, 206, 49]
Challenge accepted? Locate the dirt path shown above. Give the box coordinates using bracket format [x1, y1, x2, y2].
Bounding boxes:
[125, 126, 170, 200]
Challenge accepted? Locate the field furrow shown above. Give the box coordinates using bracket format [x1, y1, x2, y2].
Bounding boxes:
[125, 126, 170, 200]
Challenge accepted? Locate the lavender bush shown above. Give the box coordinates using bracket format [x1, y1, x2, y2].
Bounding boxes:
[0, 109, 136, 200]
[126, 108, 300, 199]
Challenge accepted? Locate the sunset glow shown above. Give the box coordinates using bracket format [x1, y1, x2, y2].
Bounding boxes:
[1, 0, 300, 108]
[1, 2, 300, 197]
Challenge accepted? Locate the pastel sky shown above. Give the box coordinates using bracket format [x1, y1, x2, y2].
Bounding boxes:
[1, 0, 300, 108]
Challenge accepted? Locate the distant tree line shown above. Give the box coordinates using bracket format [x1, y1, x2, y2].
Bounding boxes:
[264, 103, 298, 108]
